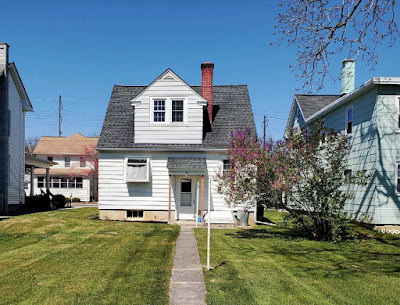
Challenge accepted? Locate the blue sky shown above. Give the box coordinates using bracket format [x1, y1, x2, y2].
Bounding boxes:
[3, 0, 400, 140]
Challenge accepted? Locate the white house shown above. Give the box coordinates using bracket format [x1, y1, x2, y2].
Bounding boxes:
[29, 133, 99, 202]
[0, 43, 33, 214]
[98, 63, 256, 225]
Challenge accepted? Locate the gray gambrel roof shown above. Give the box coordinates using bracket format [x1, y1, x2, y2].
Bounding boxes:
[167, 158, 207, 170]
[98, 84, 256, 150]
[295, 95, 341, 120]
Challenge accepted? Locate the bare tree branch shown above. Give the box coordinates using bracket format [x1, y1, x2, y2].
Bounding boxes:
[272, 0, 399, 93]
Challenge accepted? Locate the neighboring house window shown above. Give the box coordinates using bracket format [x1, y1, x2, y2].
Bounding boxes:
[154, 100, 165, 122]
[65, 157, 71, 167]
[396, 162, 400, 194]
[47, 156, 53, 161]
[297, 108, 301, 119]
[346, 106, 353, 134]
[172, 100, 184, 122]
[222, 160, 230, 175]
[80, 157, 85, 167]
[126, 210, 144, 218]
[126, 158, 150, 182]
[321, 118, 326, 144]
[49, 176, 82, 189]
[37, 177, 45, 188]
[344, 169, 352, 180]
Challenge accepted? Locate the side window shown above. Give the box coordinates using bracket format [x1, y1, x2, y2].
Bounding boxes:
[47, 156, 53, 162]
[37, 177, 45, 188]
[65, 157, 71, 167]
[396, 162, 400, 194]
[154, 100, 165, 122]
[297, 108, 301, 120]
[222, 160, 230, 175]
[126, 158, 150, 182]
[172, 100, 184, 122]
[346, 106, 353, 134]
[80, 157, 85, 167]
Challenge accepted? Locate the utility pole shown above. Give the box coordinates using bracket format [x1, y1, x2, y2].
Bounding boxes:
[263, 116, 267, 146]
[59, 95, 62, 137]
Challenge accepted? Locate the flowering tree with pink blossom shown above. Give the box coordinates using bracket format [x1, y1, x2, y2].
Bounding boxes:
[215, 128, 278, 212]
[273, 121, 369, 241]
[70, 144, 98, 201]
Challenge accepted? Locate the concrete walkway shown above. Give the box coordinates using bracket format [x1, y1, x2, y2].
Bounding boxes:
[169, 225, 206, 305]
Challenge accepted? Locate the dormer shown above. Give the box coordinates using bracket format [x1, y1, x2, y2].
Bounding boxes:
[131, 69, 207, 144]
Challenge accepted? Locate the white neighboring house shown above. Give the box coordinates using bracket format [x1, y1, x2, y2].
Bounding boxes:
[0, 43, 34, 214]
[98, 63, 256, 225]
[28, 133, 99, 202]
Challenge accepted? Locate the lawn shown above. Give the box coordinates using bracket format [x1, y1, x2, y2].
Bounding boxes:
[0, 208, 180, 305]
[195, 210, 400, 305]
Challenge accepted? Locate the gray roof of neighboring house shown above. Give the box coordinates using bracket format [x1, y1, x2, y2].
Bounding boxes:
[167, 157, 207, 169]
[98, 85, 256, 150]
[295, 94, 341, 120]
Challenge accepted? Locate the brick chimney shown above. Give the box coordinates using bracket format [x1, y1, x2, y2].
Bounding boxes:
[201, 62, 214, 124]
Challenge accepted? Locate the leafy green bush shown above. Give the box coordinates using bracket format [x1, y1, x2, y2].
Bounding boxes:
[71, 197, 81, 202]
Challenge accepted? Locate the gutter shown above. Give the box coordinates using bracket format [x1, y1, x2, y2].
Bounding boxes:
[306, 77, 400, 124]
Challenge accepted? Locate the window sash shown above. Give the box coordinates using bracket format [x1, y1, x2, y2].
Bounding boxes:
[153, 100, 165, 122]
[172, 100, 184, 122]
[65, 157, 71, 167]
[346, 107, 353, 134]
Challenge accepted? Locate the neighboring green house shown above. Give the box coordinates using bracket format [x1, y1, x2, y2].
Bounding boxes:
[286, 59, 400, 225]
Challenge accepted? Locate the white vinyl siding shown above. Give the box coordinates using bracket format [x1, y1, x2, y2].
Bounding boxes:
[98, 151, 230, 212]
[8, 74, 25, 205]
[132, 71, 205, 144]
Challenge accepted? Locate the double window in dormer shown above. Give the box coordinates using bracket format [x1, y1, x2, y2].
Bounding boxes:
[151, 98, 186, 124]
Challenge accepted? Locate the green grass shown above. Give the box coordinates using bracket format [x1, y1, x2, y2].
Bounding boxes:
[0, 208, 180, 305]
[195, 210, 400, 305]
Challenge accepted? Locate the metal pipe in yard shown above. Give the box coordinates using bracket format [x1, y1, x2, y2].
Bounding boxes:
[207, 177, 211, 270]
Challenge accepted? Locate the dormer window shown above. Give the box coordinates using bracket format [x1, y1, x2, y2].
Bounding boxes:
[172, 100, 183, 122]
[154, 100, 165, 122]
[151, 98, 187, 124]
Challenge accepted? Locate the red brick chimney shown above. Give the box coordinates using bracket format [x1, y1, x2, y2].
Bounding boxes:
[201, 62, 214, 124]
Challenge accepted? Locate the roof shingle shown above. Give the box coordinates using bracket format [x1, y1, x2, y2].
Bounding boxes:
[296, 95, 341, 120]
[98, 85, 256, 149]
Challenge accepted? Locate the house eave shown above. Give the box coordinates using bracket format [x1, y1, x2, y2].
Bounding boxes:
[307, 77, 400, 123]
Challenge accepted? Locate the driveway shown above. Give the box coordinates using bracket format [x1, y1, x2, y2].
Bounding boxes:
[71, 202, 98, 209]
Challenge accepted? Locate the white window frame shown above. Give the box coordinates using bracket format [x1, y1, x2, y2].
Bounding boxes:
[125, 157, 150, 183]
[65, 157, 71, 167]
[396, 161, 400, 195]
[153, 99, 166, 123]
[150, 97, 188, 125]
[222, 159, 230, 176]
[346, 105, 353, 135]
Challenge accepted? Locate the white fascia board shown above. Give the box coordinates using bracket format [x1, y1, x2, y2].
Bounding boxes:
[306, 77, 400, 124]
[284, 97, 298, 136]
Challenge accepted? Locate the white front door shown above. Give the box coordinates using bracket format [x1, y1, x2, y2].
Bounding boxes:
[177, 176, 196, 220]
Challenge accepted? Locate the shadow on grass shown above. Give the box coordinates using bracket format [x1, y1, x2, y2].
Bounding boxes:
[226, 228, 309, 241]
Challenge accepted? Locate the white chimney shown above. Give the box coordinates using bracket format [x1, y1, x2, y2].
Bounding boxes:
[341, 59, 355, 95]
[0, 43, 9, 73]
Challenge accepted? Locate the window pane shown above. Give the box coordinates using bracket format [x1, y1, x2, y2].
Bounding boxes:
[61, 177, 68, 188]
[347, 122, 352, 134]
[172, 100, 183, 110]
[52, 177, 60, 188]
[347, 108, 353, 121]
[172, 111, 183, 122]
[68, 179, 75, 188]
[181, 179, 191, 192]
[37, 177, 44, 188]
[397, 179, 400, 193]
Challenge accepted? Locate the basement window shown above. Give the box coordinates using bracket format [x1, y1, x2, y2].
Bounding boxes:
[126, 210, 144, 218]
[126, 158, 150, 182]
